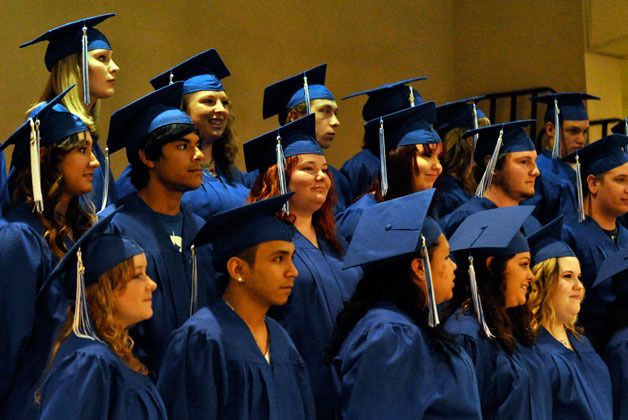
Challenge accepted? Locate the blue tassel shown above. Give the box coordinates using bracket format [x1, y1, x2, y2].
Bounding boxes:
[100, 146, 110, 212]
[421, 235, 440, 327]
[470, 102, 480, 169]
[468, 256, 493, 338]
[552, 99, 561, 159]
[475, 127, 503, 197]
[303, 74, 311, 115]
[276, 135, 289, 214]
[190, 244, 198, 315]
[378, 118, 388, 197]
[575, 154, 585, 223]
[81, 23, 90, 106]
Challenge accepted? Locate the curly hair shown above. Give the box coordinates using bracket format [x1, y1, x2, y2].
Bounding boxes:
[451, 253, 535, 354]
[248, 155, 343, 255]
[528, 257, 584, 337]
[50, 257, 148, 375]
[12, 134, 96, 258]
[327, 238, 457, 361]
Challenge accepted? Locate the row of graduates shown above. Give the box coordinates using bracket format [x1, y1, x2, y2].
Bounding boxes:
[0, 12, 627, 419]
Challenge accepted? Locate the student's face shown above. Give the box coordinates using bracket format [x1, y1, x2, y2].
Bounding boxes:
[113, 253, 157, 328]
[588, 162, 628, 218]
[412, 143, 443, 192]
[288, 154, 331, 215]
[149, 132, 204, 192]
[561, 120, 589, 156]
[288, 99, 340, 149]
[493, 151, 540, 201]
[59, 131, 100, 197]
[502, 252, 533, 308]
[88, 49, 119, 100]
[184, 90, 230, 143]
[244, 241, 298, 306]
[428, 235, 457, 304]
[550, 257, 584, 325]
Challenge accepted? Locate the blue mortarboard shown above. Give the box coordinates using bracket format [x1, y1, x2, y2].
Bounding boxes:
[243, 114, 320, 172]
[342, 76, 428, 122]
[20, 13, 115, 71]
[262, 64, 334, 121]
[107, 82, 194, 162]
[530, 92, 600, 123]
[565, 134, 628, 177]
[593, 249, 628, 292]
[611, 118, 628, 136]
[435, 96, 487, 137]
[449, 206, 534, 256]
[149, 49, 230, 95]
[193, 194, 294, 271]
[527, 216, 575, 267]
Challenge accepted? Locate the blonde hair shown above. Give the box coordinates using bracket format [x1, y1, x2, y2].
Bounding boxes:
[528, 257, 583, 337]
[32, 53, 100, 133]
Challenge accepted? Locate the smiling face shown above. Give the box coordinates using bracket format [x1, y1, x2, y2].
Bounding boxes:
[88, 49, 119, 100]
[549, 256, 584, 325]
[503, 252, 534, 308]
[411, 143, 443, 192]
[59, 131, 100, 198]
[112, 253, 157, 328]
[184, 90, 230, 143]
[288, 154, 331, 215]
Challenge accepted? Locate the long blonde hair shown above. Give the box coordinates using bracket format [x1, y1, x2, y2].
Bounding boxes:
[528, 257, 583, 337]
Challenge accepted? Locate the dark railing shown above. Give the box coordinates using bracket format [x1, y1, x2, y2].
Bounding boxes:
[591, 118, 623, 136]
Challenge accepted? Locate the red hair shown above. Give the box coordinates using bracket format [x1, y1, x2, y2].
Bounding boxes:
[248, 155, 343, 255]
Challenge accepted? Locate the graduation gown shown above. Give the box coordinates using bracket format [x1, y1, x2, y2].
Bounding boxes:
[606, 327, 628, 420]
[335, 193, 376, 244]
[86, 141, 118, 210]
[0, 205, 68, 419]
[537, 328, 612, 419]
[339, 148, 379, 202]
[562, 217, 628, 348]
[101, 192, 215, 372]
[157, 301, 316, 420]
[269, 227, 362, 420]
[444, 310, 552, 420]
[0, 150, 8, 215]
[329, 164, 351, 214]
[37, 334, 167, 419]
[434, 174, 471, 218]
[332, 302, 482, 419]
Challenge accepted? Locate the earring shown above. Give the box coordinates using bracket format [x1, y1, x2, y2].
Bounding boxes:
[237, 277, 244, 283]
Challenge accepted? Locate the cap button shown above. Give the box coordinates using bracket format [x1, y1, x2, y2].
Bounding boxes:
[385, 223, 393, 230]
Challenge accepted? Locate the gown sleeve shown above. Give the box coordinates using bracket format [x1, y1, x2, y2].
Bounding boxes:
[606, 332, 628, 420]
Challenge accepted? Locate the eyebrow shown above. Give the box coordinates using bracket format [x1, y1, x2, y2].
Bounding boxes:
[271, 250, 293, 257]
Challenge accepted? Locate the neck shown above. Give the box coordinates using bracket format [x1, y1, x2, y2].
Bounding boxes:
[57, 193, 71, 216]
[201, 142, 214, 167]
[137, 180, 182, 216]
[222, 285, 268, 338]
[546, 320, 570, 346]
[291, 207, 318, 247]
[586, 196, 617, 230]
[85, 99, 95, 114]
[484, 186, 519, 207]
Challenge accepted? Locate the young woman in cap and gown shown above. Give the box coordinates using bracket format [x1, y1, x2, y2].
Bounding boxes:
[433, 96, 489, 217]
[244, 115, 361, 420]
[328, 189, 482, 419]
[19, 14, 120, 211]
[444, 206, 552, 420]
[527, 216, 612, 419]
[336, 101, 443, 243]
[339, 77, 427, 202]
[115, 49, 249, 218]
[35, 213, 166, 419]
[0, 87, 99, 418]
[157, 195, 316, 420]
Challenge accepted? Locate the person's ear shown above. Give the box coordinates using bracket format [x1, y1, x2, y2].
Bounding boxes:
[138, 148, 156, 169]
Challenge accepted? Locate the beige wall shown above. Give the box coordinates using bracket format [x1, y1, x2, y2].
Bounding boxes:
[585, 52, 624, 139]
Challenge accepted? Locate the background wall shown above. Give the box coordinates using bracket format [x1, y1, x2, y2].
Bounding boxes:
[0, 0, 626, 176]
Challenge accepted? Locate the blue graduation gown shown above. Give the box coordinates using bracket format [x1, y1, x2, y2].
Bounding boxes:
[329, 164, 351, 215]
[0, 205, 67, 418]
[157, 301, 316, 420]
[0, 150, 8, 215]
[434, 174, 471, 218]
[335, 193, 376, 244]
[269, 227, 362, 419]
[339, 148, 379, 202]
[114, 164, 135, 200]
[37, 334, 167, 419]
[606, 327, 628, 420]
[537, 328, 612, 419]
[332, 302, 482, 419]
[101, 193, 215, 372]
[86, 141, 118, 210]
[444, 310, 552, 420]
[562, 217, 628, 348]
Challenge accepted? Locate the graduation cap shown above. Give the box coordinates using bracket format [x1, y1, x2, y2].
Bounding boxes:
[465, 119, 535, 198]
[262, 64, 335, 123]
[107, 82, 193, 163]
[2, 85, 87, 213]
[149, 48, 230, 95]
[592, 249, 628, 294]
[21, 13, 116, 105]
[46, 208, 144, 340]
[362, 102, 440, 197]
[449, 205, 535, 337]
[527, 216, 575, 267]
[193, 193, 293, 272]
[530, 92, 600, 159]
[342, 76, 428, 122]
[435, 96, 486, 137]
[563, 134, 628, 223]
[343, 189, 442, 326]
[611, 118, 628, 136]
